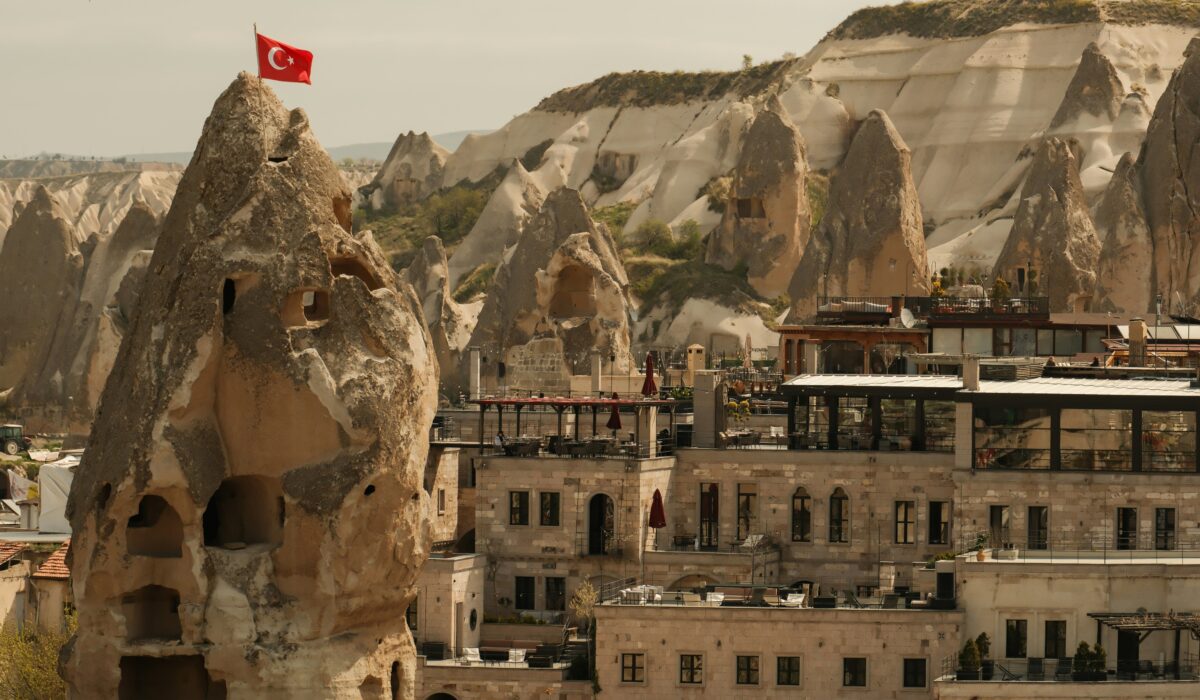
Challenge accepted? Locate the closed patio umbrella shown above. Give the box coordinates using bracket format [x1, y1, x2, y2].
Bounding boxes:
[641, 352, 658, 397]
[606, 394, 622, 432]
[649, 489, 667, 529]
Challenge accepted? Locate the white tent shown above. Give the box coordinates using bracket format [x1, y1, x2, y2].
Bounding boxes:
[37, 456, 77, 534]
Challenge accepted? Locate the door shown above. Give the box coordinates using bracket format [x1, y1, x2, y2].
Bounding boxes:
[699, 483, 719, 550]
[1117, 630, 1139, 677]
[989, 505, 1010, 547]
[588, 494, 614, 555]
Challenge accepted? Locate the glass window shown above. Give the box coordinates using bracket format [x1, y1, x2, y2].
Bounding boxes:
[990, 505, 1011, 548]
[1005, 619, 1028, 659]
[621, 653, 645, 683]
[540, 492, 560, 526]
[545, 577, 565, 611]
[1084, 329, 1106, 353]
[509, 491, 530, 526]
[1156, 508, 1176, 551]
[974, 407, 1053, 470]
[932, 327, 963, 355]
[928, 501, 950, 545]
[680, 654, 703, 684]
[777, 656, 801, 686]
[894, 501, 915, 544]
[1054, 330, 1083, 355]
[902, 658, 927, 688]
[1027, 506, 1048, 550]
[736, 655, 759, 685]
[829, 488, 850, 543]
[837, 397, 872, 449]
[1060, 408, 1133, 471]
[842, 657, 867, 687]
[1012, 328, 1036, 355]
[515, 576, 535, 610]
[405, 595, 418, 631]
[963, 328, 992, 355]
[791, 488, 811, 542]
[737, 483, 758, 541]
[1037, 329, 1054, 355]
[437, 488, 446, 515]
[1045, 620, 1067, 659]
[1117, 507, 1137, 550]
[924, 401, 956, 453]
[699, 483, 719, 550]
[1142, 411, 1197, 472]
[880, 399, 916, 448]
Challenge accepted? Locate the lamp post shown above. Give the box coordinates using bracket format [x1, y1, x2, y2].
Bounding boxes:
[1155, 293, 1164, 367]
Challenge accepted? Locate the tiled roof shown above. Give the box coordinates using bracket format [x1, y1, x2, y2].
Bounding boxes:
[0, 542, 23, 566]
[31, 540, 69, 580]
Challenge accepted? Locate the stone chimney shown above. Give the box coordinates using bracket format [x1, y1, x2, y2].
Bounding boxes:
[1129, 317, 1147, 366]
[591, 351, 604, 393]
[469, 346, 482, 400]
[692, 371, 727, 448]
[962, 355, 980, 391]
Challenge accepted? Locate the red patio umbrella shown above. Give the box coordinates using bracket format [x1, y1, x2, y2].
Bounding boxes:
[640, 352, 658, 396]
[648, 489, 667, 529]
[606, 393, 622, 431]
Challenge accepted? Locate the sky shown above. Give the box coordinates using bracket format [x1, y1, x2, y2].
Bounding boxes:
[0, 1, 886, 157]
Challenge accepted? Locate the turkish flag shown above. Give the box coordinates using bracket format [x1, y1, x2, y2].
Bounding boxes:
[255, 33, 313, 85]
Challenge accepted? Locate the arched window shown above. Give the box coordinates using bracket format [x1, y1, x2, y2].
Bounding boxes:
[829, 487, 849, 543]
[791, 487, 811, 542]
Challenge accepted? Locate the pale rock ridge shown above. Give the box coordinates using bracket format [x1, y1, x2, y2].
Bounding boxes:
[1094, 152, 1152, 312]
[993, 137, 1101, 312]
[0, 187, 86, 391]
[705, 98, 811, 298]
[403, 236, 470, 386]
[1050, 42, 1125, 129]
[447, 160, 546, 286]
[1139, 37, 1200, 310]
[361, 131, 449, 211]
[64, 73, 435, 699]
[787, 109, 929, 320]
[467, 188, 633, 389]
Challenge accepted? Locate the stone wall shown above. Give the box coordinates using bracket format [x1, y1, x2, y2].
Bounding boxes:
[416, 662, 591, 700]
[425, 447, 461, 545]
[411, 554, 486, 659]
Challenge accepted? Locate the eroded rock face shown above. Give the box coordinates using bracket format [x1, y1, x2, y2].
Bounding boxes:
[403, 236, 470, 389]
[446, 160, 545, 287]
[64, 74, 435, 699]
[468, 188, 632, 389]
[993, 137, 1101, 312]
[706, 98, 810, 298]
[1049, 42, 1124, 129]
[787, 109, 929, 320]
[361, 131, 448, 211]
[0, 187, 86, 390]
[1094, 153, 1152, 312]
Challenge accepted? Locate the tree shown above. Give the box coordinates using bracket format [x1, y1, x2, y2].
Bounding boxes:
[958, 639, 980, 671]
[992, 276, 1010, 303]
[0, 614, 75, 698]
[742, 54, 754, 70]
[1073, 641, 1092, 674]
[975, 632, 991, 659]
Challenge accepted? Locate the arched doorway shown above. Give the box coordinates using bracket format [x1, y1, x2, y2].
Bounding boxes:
[588, 493, 614, 555]
[426, 693, 458, 700]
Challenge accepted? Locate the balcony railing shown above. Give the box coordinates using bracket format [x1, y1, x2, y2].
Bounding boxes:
[939, 655, 1200, 682]
[956, 528, 1200, 562]
[481, 434, 676, 461]
[815, 295, 1050, 322]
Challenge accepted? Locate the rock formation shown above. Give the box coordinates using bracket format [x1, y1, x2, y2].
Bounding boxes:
[993, 137, 1101, 312]
[0, 187, 86, 391]
[706, 99, 810, 298]
[1094, 153, 1153, 312]
[1049, 42, 1125, 129]
[446, 160, 545, 286]
[787, 110, 929, 319]
[360, 131, 448, 211]
[1140, 37, 1200, 310]
[11, 202, 160, 434]
[468, 188, 633, 390]
[64, 74, 436, 699]
[403, 236, 470, 388]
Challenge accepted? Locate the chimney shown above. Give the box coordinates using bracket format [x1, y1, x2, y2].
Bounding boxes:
[591, 351, 604, 394]
[962, 355, 980, 391]
[468, 347, 481, 400]
[692, 371, 727, 448]
[1129, 317, 1147, 367]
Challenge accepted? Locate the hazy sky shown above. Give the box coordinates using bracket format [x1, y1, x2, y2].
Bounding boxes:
[0, 1, 886, 157]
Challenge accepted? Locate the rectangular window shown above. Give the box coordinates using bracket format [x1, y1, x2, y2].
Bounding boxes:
[928, 501, 949, 545]
[902, 658, 927, 688]
[545, 577, 566, 611]
[1156, 507, 1176, 551]
[436, 488, 446, 515]
[621, 653, 645, 683]
[791, 489, 812, 542]
[1027, 506, 1048, 550]
[894, 500, 915, 544]
[514, 576, 535, 610]
[776, 656, 801, 686]
[842, 657, 867, 687]
[509, 491, 530, 526]
[830, 490, 850, 543]
[1005, 619, 1028, 659]
[680, 654, 703, 684]
[540, 492, 561, 526]
[1117, 507, 1137, 550]
[1045, 620, 1067, 659]
[735, 655, 759, 685]
[737, 483, 758, 541]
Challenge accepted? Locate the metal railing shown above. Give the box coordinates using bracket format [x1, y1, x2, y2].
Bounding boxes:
[939, 654, 1200, 682]
[956, 528, 1200, 563]
[815, 295, 1050, 321]
[480, 434, 676, 461]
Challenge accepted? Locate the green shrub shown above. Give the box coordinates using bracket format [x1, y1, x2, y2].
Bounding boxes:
[0, 615, 74, 698]
[1073, 642, 1092, 673]
[958, 639, 980, 671]
[452, 263, 496, 303]
[807, 172, 829, 229]
[592, 202, 637, 241]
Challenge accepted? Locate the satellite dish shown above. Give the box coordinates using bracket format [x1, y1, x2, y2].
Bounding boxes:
[900, 308, 915, 328]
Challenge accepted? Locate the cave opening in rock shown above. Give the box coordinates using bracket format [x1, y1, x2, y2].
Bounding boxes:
[202, 476, 283, 548]
[121, 585, 182, 642]
[222, 279, 236, 314]
[548, 264, 597, 318]
[331, 256, 382, 291]
[126, 495, 183, 558]
[735, 197, 766, 219]
[118, 656, 219, 700]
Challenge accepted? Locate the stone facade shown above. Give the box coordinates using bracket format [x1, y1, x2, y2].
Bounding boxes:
[425, 447, 461, 546]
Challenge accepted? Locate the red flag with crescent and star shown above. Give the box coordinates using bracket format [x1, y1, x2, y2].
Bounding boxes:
[255, 32, 313, 85]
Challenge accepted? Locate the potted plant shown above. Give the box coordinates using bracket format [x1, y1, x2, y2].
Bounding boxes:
[958, 639, 981, 680]
[974, 532, 989, 561]
[976, 633, 994, 680]
[991, 276, 1010, 311]
[1072, 642, 1092, 681]
[1090, 643, 1107, 681]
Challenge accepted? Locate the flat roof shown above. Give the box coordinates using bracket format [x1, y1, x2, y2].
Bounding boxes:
[783, 374, 962, 390]
[974, 376, 1200, 398]
[471, 396, 677, 408]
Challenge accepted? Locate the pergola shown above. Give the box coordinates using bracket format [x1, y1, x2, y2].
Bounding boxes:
[470, 396, 679, 452]
[1089, 611, 1200, 679]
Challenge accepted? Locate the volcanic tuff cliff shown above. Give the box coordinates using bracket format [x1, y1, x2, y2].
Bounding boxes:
[65, 73, 435, 698]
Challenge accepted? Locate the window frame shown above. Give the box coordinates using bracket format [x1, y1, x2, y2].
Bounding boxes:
[514, 576, 535, 610]
[1027, 505, 1048, 550]
[1044, 620, 1067, 659]
[509, 490, 530, 526]
[620, 652, 646, 684]
[829, 488, 850, 544]
[928, 500, 949, 545]
[791, 487, 812, 542]
[842, 657, 867, 687]
[737, 483, 758, 541]
[902, 658, 927, 689]
[1156, 507, 1176, 551]
[894, 500, 915, 544]
[540, 491, 561, 527]
[1116, 507, 1137, 550]
[1005, 619, 1028, 659]
[436, 488, 446, 516]
[544, 576, 566, 611]
[735, 654, 760, 686]
[776, 655, 801, 686]
[679, 653, 704, 685]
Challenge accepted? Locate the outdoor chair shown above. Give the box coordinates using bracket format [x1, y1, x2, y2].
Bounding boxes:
[1027, 657, 1044, 681]
[1055, 658, 1073, 681]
